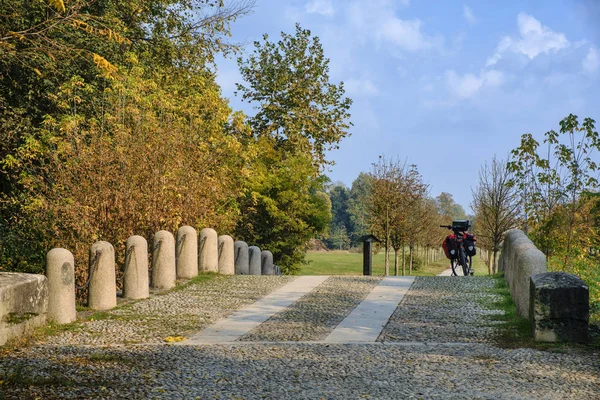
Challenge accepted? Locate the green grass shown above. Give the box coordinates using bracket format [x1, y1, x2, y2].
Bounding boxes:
[302, 250, 490, 276]
[480, 275, 532, 348]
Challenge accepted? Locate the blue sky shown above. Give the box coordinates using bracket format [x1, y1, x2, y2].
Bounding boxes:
[215, 0, 600, 213]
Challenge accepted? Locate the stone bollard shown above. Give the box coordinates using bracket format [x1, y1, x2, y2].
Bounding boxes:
[199, 228, 219, 272]
[88, 241, 117, 311]
[123, 236, 149, 300]
[46, 248, 76, 324]
[530, 272, 589, 343]
[152, 231, 176, 290]
[218, 235, 235, 275]
[234, 241, 249, 275]
[176, 226, 198, 279]
[248, 246, 262, 275]
[261, 250, 274, 275]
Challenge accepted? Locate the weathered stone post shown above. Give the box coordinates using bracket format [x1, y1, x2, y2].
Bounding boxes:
[248, 246, 261, 275]
[152, 231, 176, 290]
[88, 241, 117, 310]
[218, 235, 235, 275]
[234, 241, 249, 275]
[199, 228, 219, 272]
[46, 248, 76, 324]
[530, 272, 589, 343]
[176, 226, 198, 279]
[123, 236, 149, 299]
[261, 250, 274, 275]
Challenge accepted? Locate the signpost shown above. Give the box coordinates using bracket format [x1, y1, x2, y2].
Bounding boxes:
[361, 235, 380, 276]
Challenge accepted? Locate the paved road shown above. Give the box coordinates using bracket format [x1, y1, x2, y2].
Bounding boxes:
[1, 275, 598, 399]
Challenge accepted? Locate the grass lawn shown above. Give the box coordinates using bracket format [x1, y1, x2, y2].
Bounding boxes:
[302, 250, 489, 276]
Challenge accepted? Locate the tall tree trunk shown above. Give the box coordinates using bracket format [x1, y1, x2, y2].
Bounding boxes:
[402, 245, 406, 276]
[492, 250, 498, 275]
[384, 205, 390, 276]
[409, 246, 414, 275]
[394, 248, 399, 276]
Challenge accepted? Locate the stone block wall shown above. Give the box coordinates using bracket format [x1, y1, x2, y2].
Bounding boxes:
[498, 229, 547, 318]
[530, 272, 589, 343]
[0, 272, 48, 346]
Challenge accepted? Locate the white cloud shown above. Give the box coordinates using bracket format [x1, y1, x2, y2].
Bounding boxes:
[446, 69, 504, 98]
[583, 47, 600, 74]
[347, 0, 441, 53]
[305, 0, 335, 17]
[378, 18, 434, 52]
[486, 13, 569, 66]
[463, 5, 477, 25]
[345, 78, 379, 96]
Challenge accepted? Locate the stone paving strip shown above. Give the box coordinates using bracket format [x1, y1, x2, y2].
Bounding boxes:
[324, 276, 414, 343]
[237, 276, 382, 342]
[379, 276, 504, 343]
[43, 275, 296, 346]
[184, 276, 329, 344]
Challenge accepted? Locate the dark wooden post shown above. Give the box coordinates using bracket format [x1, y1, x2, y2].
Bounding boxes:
[361, 235, 379, 276]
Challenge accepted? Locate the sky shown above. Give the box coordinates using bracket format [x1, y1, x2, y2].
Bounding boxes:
[215, 0, 600, 213]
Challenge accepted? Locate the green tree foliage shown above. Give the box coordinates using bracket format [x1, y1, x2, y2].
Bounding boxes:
[507, 114, 600, 259]
[328, 224, 351, 250]
[435, 192, 467, 221]
[323, 183, 352, 249]
[0, 1, 256, 273]
[1, 1, 351, 278]
[347, 173, 373, 245]
[236, 23, 352, 168]
[235, 142, 331, 274]
[234, 24, 351, 272]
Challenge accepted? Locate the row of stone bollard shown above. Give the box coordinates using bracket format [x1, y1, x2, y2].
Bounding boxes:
[45, 226, 277, 324]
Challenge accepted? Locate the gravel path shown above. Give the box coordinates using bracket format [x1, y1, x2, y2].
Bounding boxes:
[239, 276, 382, 342]
[1, 275, 599, 399]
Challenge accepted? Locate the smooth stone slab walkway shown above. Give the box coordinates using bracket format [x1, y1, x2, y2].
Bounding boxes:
[323, 276, 415, 343]
[183, 276, 329, 344]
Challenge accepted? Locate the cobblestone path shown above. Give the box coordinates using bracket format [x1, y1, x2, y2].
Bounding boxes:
[1, 275, 599, 399]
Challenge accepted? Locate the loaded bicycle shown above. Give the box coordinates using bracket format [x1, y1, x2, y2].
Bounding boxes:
[440, 220, 476, 276]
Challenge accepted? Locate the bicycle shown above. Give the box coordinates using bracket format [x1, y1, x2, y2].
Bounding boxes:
[440, 220, 474, 276]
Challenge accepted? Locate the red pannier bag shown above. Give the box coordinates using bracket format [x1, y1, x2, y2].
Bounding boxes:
[442, 235, 458, 259]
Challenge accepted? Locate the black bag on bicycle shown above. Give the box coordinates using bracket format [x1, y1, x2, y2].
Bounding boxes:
[464, 233, 476, 256]
[442, 235, 458, 259]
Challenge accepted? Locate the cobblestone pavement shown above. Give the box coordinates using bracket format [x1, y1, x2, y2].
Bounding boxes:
[1, 275, 599, 399]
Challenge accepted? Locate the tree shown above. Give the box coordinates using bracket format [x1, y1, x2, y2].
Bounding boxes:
[322, 183, 351, 249]
[369, 157, 403, 276]
[507, 114, 600, 260]
[435, 192, 467, 221]
[347, 173, 373, 246]
[234, 24, 351, 272]
[369, 157, 428, 276]
[0, 0, 257, 272]
[236, 23, 352, 168]
[235, 144, 331, 274]
[329, 224, 350, 250]
[471, 156, 520, 274]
